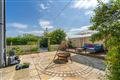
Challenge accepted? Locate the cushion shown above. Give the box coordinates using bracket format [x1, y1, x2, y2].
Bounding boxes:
[88, 44, 93, 48]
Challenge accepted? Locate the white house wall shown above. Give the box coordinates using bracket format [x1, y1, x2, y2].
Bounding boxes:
[70, 37, 103, 48]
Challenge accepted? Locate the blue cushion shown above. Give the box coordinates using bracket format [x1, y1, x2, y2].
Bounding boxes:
[82, 44, 103, 52]
[82, 44, 88, 49]
[94, 44, 103, 51]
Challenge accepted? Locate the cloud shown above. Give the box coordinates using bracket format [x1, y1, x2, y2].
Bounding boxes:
[39, 19, 54, 29]
[38, 1, 54, 12]
[71, 0, 109, 9]
[8, 23, 28, 29]
[70, 25, 92, 32]
[18, 30, 44, 36]
[39, 3, 48, 10]
[85, 10, 94, 16]
[67, 25, 98, 36]
[67, 25, 92, 35]
[49, 0, 53, 3]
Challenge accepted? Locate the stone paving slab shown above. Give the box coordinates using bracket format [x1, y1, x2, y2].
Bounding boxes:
[0, 51, 105, 80]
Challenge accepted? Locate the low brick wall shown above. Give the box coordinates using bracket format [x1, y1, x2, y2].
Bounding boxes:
[50, 44, 59, 51]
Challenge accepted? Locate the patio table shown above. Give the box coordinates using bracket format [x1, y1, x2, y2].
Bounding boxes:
[76, 48, 85, 52]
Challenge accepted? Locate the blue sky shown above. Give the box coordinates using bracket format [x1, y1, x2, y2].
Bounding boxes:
[6, 0, 109, 37]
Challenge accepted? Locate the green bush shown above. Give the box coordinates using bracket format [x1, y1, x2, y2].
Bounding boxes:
[19, 62, 30, 68]
[23, 62, 30, 66]
[7, 34, 39, 45]
[106, 46, 120, 80]
[49, 29, 66, 44]
[30, 47, 39, 52]
[27, 42, 37, 45]
[89, 0, 120, 79]
[13, 46, 23, 55]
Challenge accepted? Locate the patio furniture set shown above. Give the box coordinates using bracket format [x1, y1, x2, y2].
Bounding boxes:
[76, 43, 104, 53]
[54, 42, 105, 64]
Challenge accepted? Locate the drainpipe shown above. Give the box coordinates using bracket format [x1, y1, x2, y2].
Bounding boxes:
[0, 0, 6, 67]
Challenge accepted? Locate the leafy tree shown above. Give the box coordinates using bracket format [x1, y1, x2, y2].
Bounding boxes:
[39, 29, 66, 47]
[7, 29, 66, 48]
[90, 0, 120, 46]
[90, 0, 120, 80]
[49, 29, 66, 44]
[21, 34, 38, 44]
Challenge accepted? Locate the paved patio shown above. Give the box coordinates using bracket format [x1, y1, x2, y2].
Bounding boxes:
[0, 51, 106, 80]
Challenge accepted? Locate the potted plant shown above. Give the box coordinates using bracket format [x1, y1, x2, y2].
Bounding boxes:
[15, 62, 30, 70]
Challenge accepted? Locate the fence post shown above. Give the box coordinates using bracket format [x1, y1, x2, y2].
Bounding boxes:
[48, 37, 51, 51]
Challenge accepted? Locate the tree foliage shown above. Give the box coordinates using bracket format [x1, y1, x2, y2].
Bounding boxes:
[90, 0, 120, 80]
[49, 29, 66, 44]
[39, 29, 66, 47]
[7, 34, 39, 45]
[90, 0, 120, 47]
[7, 29, 66, 48]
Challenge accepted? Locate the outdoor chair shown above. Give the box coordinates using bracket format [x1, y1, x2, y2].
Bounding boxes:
[82, 44, 104, 53]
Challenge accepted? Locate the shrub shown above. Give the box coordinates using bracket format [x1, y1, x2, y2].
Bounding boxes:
[49, 29, 66, 44]
[22, 62, 30, 67]
[30, 47, 39, 52]
[27, 42, 37, 45]
[13, 46, 23, 55]
[106, 46, 120, 80]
